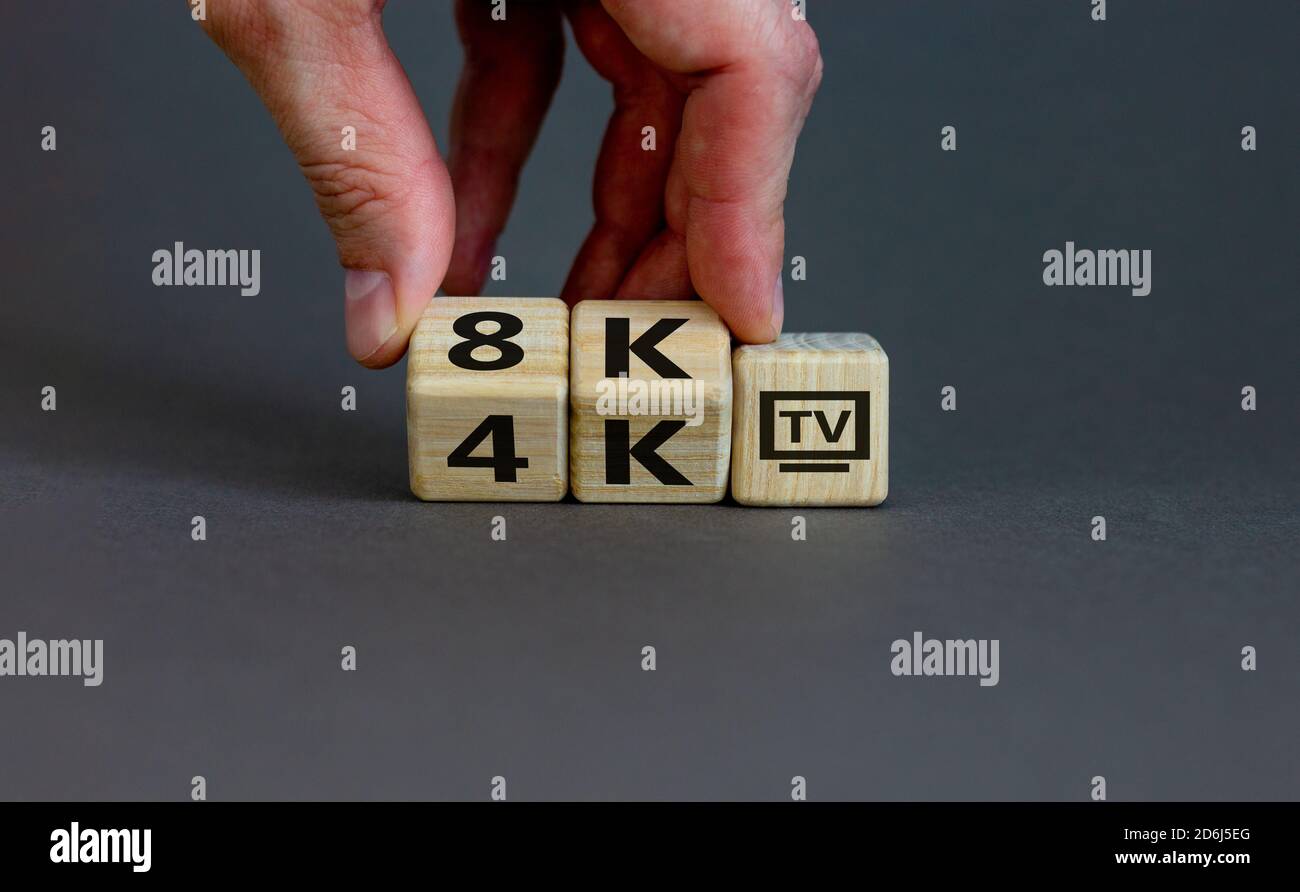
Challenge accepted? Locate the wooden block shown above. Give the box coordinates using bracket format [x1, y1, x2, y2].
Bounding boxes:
[731, 333, 888, 506]
[569, 300, 732, 503]
[407, 296, 568, 501]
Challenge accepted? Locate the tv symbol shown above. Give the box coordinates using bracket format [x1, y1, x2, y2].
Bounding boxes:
[758, 391, 870, 473]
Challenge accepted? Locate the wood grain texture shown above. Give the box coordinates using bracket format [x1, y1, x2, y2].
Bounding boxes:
[407, 297, 569, 501]
[731, 332, 888, 506]
[570, 300, 732, 503]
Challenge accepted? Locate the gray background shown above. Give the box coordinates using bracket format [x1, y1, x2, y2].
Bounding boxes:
[1, 1, 1296, 800]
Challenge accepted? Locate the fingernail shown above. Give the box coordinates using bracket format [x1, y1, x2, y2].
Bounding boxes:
[769, 271, 785, 340]
[344, 269, 398, 362]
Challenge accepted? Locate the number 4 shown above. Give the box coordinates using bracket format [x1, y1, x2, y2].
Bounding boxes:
[448, 415, 528, 482]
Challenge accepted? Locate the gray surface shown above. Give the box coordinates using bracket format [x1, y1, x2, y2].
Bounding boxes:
[1, 1, 1297, 800]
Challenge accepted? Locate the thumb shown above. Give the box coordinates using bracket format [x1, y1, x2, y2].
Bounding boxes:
[200, 0, 454, 367]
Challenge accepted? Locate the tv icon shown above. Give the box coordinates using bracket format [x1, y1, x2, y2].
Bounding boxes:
[758, 391, 870, 474]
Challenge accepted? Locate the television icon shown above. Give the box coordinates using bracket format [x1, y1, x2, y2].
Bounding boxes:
[758, 390, 870, 473]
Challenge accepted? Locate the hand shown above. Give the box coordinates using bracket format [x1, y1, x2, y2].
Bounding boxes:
[199, 0, 822, 367]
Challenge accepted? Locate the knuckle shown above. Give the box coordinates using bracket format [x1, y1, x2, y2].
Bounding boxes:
[299, 158, 403, 234]
[288, 0, 384, 31]
[201, 0, 380, 53]
[797, 29, 824, 96]
[765, 18, 823, 102]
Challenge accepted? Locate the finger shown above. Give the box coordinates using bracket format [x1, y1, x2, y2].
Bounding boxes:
[199, 0, 454, 367]
[610, 227, 692, 301]
[444, 0, 565, 296]
[560, 0, 683, 304]
[600, 0, 823, 342]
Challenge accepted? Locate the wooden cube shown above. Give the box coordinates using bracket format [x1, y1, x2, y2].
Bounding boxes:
[731, 333, 888, 506]
[570, 300, 732, 503]
[407, 296, 568, 501]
